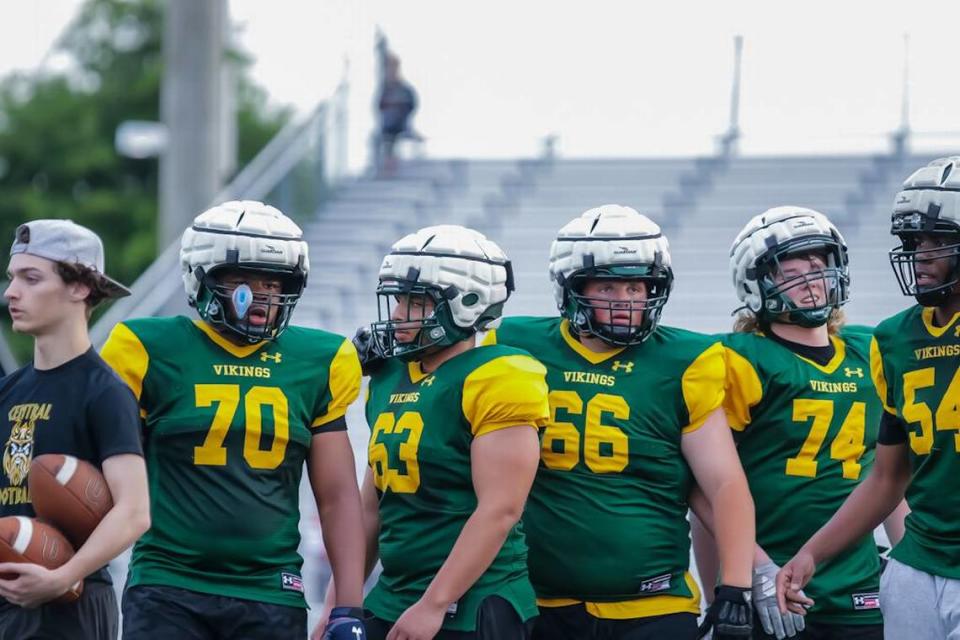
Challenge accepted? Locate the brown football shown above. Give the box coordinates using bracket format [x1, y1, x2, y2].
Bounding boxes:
[0, 516, 82, 602]
[29, 454, 113, 547]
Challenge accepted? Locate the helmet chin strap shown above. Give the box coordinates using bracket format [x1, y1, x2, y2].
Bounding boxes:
[915, 255, 960, 307]
[915, 284, 957, 308]
[425, 325, 446, 341]
[573, 309, 590, 327]
[394, 322, 473, 363]
[573, 307, 644, 346]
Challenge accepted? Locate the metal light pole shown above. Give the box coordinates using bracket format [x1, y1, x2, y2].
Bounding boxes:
[893, 33, 911, 157]
[158, 0, 231, 249]
[720, 35, 744, 157]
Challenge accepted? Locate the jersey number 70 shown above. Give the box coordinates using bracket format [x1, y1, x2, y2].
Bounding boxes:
[193, 384, 290, 470]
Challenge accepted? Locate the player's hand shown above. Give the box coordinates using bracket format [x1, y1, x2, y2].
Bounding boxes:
[387, 598, 446, 640]
[352, 326, 386, 376]
[753, 562, 805, 639]
[698, 585, 753, 639]
[0, 563, 75, 608]
[321, 606, 367, 640]
[310, 602, 335, 640]
[776, 552, 817, 616]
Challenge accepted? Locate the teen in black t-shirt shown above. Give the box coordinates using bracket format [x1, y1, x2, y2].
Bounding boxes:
[0, 220, 149, 640]
[0, 348, 143, 519]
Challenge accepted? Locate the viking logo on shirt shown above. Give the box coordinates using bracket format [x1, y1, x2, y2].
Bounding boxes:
[3, 403, 50, 488]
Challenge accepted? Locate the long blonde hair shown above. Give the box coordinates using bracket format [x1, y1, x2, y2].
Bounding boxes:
[733, 308, 846, 334]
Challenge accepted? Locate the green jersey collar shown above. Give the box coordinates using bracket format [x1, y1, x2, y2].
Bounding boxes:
[921, 306, 960, 338]
[559, 319, 626, 365]
[193, 319, 268, 358]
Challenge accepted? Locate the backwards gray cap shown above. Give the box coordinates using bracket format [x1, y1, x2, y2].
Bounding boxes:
[10, 219, 131, 298]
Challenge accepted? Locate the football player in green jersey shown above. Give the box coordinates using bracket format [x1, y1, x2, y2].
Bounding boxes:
[692, 206, 907, 640]
[100, 201, 367, 640]
[778, 157, 960, 640]
[484, 205, 756, 640]
[336, 224, 549, 640]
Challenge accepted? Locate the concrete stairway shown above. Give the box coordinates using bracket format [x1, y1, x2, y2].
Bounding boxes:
[293, 159, 531, 335]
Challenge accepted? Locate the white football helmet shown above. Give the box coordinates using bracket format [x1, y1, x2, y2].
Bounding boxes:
[548, 204, 672, 345]
[372, 224, 513, 360]
[730, 206, 848, 328]
[180, 200, 309, 342]
[890, 156, 960, 307]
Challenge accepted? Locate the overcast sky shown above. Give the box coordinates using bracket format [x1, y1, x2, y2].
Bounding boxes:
[3, 1, 960, 165]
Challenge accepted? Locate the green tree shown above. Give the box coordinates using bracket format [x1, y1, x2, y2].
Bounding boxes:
[0, 0, 291, 361]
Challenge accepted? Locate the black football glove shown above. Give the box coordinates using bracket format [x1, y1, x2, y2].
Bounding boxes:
[322, 607, 367, 640]
[352, 325, 386, 376]
[698, 585, 753, 639]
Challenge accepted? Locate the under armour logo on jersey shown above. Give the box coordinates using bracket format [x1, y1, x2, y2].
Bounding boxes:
[421, 375, 436, 386]
[280, 572, 303, 593]
[261, 352, 282, 363]
[844, 367, 863, 378]
[851, 592, 880, 610]
[612, 360, 634, 373]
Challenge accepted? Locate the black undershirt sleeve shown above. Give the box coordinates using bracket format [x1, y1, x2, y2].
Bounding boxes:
[312, 415, 348, 434]
[877, 410, 910, 445]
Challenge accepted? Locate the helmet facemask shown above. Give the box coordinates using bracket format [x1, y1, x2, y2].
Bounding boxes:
[194, 262, 306, 344]
[562, 263, 673, 347]
[754, 236, 849, 328]
[889, 210, 960, 308]
[371, 279, 473, 362]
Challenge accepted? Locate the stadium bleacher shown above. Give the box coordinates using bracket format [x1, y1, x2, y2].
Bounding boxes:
[294, 153, 947, 337]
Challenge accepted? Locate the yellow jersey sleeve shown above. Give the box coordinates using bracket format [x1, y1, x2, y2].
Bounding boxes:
[311, 338, 362, 431]
[870, 336, 897, 416]
[722, 345, 764, 432]
[680, 341, 726, 434]
[100, 322, 150, 404]
[462, 354, 549, 437]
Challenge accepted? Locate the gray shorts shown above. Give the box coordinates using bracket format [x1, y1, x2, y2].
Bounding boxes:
[880, 557, 960, 640]
[0, 580, 118, 640]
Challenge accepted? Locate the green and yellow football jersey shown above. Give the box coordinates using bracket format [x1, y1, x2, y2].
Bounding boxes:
[722, 329, 882, 625]
[872, 306, 960, 580]
[101, 316, 361, 607]
[363, 344, 549, 631]
[486, 317, 725, 620]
